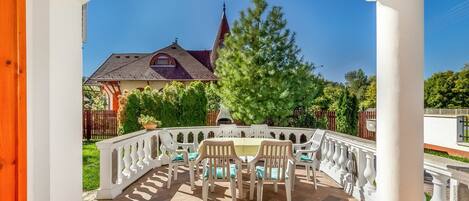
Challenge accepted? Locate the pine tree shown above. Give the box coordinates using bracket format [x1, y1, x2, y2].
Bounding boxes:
[215, 0, 319, 125]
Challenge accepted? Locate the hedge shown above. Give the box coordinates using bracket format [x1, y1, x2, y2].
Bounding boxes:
[118, 81, 209, 134]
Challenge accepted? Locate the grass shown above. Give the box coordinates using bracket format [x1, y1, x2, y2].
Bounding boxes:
[425, 192, 431, 201]
[83, 140, 100, 191]
[424, 148, 469, 163]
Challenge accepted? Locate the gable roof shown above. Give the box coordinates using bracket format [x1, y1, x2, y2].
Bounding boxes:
[88, 43, 217, 82]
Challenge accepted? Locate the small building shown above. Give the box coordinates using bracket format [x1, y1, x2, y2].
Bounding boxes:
[85, 6, 230, 111]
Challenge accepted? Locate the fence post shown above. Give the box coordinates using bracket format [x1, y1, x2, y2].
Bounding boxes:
[86, 110, 92, 140]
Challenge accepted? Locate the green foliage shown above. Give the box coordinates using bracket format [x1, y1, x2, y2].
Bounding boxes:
[289, 110, 328, 129]
[424, 65, 469, 109]
[138, 114, 161, 126]
[336, 88, 359, 135]
[118, 82, 209, 134]
[215, 0, 320, 125]
[205, 82, 221, 112]
[345, 69, 369, 103]
[120, 90, 142, 134]
[360, 76, 376, 110]
[83, 77, 107, 110]
[180, 81, 208, 126]
[83, 141, 99, 191]
[311, 82, 343, 111]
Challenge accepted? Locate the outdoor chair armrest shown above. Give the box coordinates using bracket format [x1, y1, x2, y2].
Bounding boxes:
[177, 142, 197, 152]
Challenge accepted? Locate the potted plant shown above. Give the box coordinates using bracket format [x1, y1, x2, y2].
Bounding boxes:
[138, 115, 162, 130]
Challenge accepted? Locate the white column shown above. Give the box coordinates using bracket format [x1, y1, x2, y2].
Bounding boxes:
[376, 0, 424, 201]
[27, 0, 86, 201]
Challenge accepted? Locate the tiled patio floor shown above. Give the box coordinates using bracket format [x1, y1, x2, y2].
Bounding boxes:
[91, 165, 357, 201]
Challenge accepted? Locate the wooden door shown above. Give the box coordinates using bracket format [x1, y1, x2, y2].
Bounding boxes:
[0, 0, 27, 200]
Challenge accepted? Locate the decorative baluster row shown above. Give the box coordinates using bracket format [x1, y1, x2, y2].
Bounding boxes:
[319, 136, 376, 200]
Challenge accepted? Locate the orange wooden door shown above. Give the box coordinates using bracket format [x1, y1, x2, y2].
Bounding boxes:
[0, 0, 27, 200]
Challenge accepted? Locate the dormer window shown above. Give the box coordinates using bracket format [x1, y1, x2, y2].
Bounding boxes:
[150, 53, 176, 67]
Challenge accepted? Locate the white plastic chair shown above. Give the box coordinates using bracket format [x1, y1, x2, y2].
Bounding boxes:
[292, 129, 326, 189]
[158, 129, 199, 189]
[195, 140, 244, 201]
[246, 124, 271, 138]
[248, 140, 295, 201]
[216, 124, 240, 138]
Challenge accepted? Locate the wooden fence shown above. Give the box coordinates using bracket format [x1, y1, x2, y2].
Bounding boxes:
[206, 111, 219, 126]
[314, 111, 337, 131]
[83, 109, 376, 140]
[358, 111, 376, 140]
[83, 110, 118, 140]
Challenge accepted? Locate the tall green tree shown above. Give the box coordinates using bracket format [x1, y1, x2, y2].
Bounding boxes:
[345, 69, 369, 104]
[336, 88, 359, 135]
[215, 0, 320, 125]
[360, 76, 376, 110]
[424, 71, 457, 108]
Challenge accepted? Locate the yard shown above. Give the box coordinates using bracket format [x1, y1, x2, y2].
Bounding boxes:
[83, 141, 100, 191]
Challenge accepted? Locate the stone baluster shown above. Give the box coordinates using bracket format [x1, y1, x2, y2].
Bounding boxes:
[183, 132, 188, 143]
[427, 171, 449, 201]
[353, 148, 367, 199]
[363, 152, 376, 194]
[117, 146, 124, 184]
[143, 137, 151, 165]
[123, 144, 132, 177]
[338, 143, 348, 175]
[327, 139, 335, 168]
[130, 142, 138, 172]
[332, 141, 341, 171]
[343, 146, 354, 192]
[321, 138, 329, 165]
[137, 139, 144, 168]
[295, 134, 301, 144]
[449, 178, 459, 201]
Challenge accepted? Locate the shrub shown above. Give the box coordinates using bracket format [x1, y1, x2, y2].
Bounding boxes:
[120, 89, 142, 134]
[117, 82, 209, 134]
[205, 82, 220, 112]
[336, 88, 359, 135]
[180, 81, 208, 126]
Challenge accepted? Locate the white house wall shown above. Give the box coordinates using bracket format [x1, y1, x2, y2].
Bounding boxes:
[424, 115, 469, 153]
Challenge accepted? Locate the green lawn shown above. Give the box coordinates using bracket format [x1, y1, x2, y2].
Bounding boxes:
[83, 141, 100, 191]
[424, 148, 469, 163]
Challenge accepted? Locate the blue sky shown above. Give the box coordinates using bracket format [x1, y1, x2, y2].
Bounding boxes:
[83, 0, 469, 82]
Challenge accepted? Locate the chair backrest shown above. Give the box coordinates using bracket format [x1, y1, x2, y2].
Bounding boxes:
[253, 140, 294, 182]
[246, 124, 270, 138]
[158, 129, 177, 151]
[216, 124, 239, 138]
[197, 140, 241, 181]
[308, 129, 326, 151]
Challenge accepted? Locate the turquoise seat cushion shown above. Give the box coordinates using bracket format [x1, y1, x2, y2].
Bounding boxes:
[299, 155, 314, 162]
[256, 166, 288, 180]
[173, 152, 199, 162]
[203, 164, 237, 179]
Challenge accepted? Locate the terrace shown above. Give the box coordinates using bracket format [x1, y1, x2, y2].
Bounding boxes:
[92, 126, 469, 201]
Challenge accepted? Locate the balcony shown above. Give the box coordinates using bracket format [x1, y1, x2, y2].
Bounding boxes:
[92, 126, 469, 201]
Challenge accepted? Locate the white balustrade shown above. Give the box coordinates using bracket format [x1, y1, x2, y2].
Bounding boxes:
[95, 126, 469, 201]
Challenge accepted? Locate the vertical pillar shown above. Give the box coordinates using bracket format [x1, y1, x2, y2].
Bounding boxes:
[376, 0, 424, 201]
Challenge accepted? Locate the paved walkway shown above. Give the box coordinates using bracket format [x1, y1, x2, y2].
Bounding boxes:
[87, 166, 357, 201]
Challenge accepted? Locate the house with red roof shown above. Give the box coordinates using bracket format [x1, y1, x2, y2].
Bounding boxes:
[86, 6, 230, 111]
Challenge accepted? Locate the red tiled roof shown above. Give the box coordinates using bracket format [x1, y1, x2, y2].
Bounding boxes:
[89, 44, 217, 81]
[188, 50, 213, 72]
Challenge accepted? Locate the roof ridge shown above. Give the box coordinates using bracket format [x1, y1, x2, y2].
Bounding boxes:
[94, 43, 183, 79]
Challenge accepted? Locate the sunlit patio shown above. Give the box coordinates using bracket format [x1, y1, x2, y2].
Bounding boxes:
[90, 126, 469, 201]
